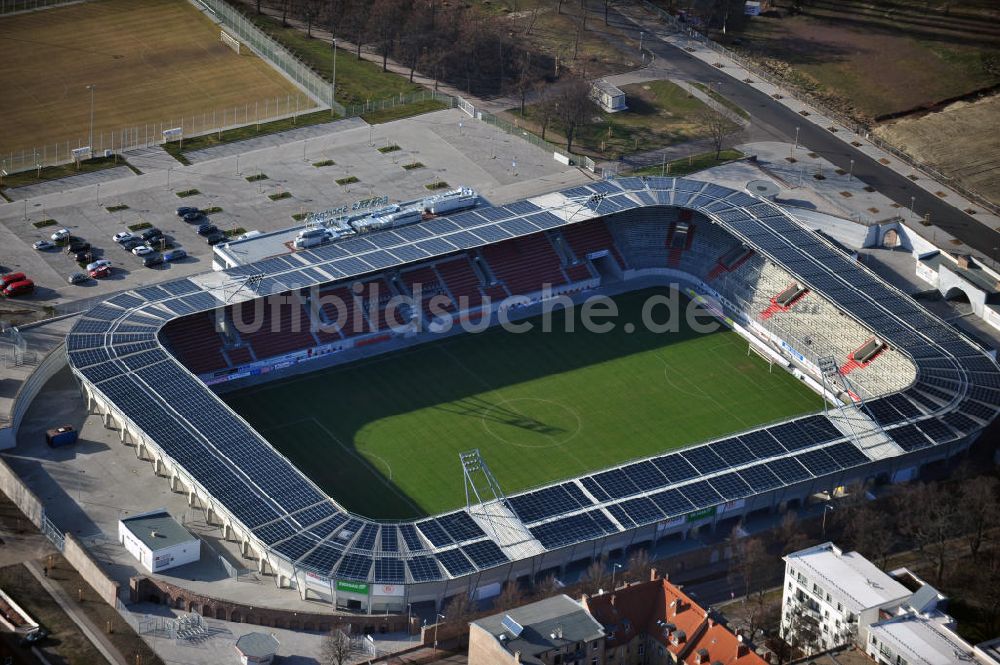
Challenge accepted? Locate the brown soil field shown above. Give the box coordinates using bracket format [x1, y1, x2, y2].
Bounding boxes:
[728, 0, 1000, 120]
[875, 92, 1000, 207]
[0, 0, 314, 157]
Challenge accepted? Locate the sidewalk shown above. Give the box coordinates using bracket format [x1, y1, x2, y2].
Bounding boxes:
[24, 560, 124, 665]
[614, 2, 1000, 242]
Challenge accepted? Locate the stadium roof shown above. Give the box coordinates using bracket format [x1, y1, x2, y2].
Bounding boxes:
[65, 177, 1000, 585]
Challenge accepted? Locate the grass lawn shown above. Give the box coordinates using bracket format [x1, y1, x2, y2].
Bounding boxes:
[629, 149, 744, 177]
[728, 0, 1000, 119]
[0, 564, 106, 665]
[224, 288, 820, 519]
[0, 156, 134, 192]
[505, 80, 736, 160]
[247, 13, 420, 108]
[362, 99, 450, 124]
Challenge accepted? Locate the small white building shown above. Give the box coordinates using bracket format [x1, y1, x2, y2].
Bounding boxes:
[118, 509, 200, 574]
[591, 80, 627, 113]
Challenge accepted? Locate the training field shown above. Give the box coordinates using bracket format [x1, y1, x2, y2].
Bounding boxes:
[0, 0, 313, 156]
[224, 288, 821, 520]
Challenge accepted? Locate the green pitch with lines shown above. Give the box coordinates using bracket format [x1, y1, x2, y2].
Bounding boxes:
[223, 287, 820, 520]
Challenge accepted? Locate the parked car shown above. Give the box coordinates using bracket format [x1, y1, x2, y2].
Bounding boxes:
[140, 227, 162, 242]
[73, 250, 92, 263]
[32, 240, 55, 251]
[163, 248, 187, 262]
[112, 231, 134, 244]
[182, 210, 205, 223]
[205, 231, 227, 245]
[176, 206, 199, 217]
[132, 245, 153, 257]
[67, 272, 89, 285]
[121, 238, 144, 251]
[50, 228, 70, 241]
[86, 259, 112, 272]
[142, 253, 164, 268]
[197, 223, 218, 237]
[2, 279, 34, 297]
[89, 265, 112, 279]
[1, 272, 27, 288]
[65, 240, 90, 254]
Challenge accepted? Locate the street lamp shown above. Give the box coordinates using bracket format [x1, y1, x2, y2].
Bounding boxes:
[910, 196, 917, 220]
[848, 159, 854, 182]
[331, 38, 338, 113]
[639, 31, 644, 53]
[611, 562, 622, 590]
[86, 84, 96, 152]
[433, 613, 445, 653]
[407, 603, 413, 642]
[793, 126, 800, 151]
[821, 504, 834, 538]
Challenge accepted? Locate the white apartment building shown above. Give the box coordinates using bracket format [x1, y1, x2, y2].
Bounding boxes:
[780, 542, 911, 654]
[781, 542, 1000, 665]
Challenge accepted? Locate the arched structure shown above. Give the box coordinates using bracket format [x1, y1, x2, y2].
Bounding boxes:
[64, 177, 1000, 611]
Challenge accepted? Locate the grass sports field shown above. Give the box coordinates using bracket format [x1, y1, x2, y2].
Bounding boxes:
[0, 0, 312, 156]
[224, 288, 821, 519]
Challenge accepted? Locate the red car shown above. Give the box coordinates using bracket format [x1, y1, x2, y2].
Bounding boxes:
[0, 272, 26, 289]
[89, 265, 112, 279]
[2, 279, 34, 297]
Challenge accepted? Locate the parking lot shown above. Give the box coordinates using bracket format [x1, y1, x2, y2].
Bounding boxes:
[0, 108, 590, 308]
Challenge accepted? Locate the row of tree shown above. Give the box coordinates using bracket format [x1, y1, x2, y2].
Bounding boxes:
[249, 0, 556, 97]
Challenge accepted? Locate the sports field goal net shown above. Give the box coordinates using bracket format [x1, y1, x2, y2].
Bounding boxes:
[220, 29, 241, 54]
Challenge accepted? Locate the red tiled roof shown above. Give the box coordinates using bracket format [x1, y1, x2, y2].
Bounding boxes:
[582, 575, 766, 665]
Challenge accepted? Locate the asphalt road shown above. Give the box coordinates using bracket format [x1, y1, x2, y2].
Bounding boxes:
[613, 8, 999, 260]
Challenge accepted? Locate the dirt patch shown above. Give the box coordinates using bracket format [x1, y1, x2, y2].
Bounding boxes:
[728, 0, 1000, 121]
[875, 92, 1000, 207]
[0, 0, 312, 156]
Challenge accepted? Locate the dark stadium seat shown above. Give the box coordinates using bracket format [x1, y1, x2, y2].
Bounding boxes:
[479, 233, 567, 294]
[559, 219, 627, 268]
[160, 312, 229, 374]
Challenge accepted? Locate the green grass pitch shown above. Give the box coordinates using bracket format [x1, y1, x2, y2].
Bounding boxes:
[223, 288, 821, 519]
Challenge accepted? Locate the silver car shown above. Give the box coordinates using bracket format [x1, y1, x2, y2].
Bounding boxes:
[33, 240, 55, 250]
[67, 272, 89, 285]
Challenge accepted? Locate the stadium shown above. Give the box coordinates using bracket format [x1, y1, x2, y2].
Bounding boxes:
[65, 176, 1000, 614]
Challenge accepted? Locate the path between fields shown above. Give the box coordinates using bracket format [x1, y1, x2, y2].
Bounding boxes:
[24, 561, 124, 665]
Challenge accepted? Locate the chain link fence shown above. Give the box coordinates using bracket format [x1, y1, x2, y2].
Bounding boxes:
[1, 93, 317, 176]
[0, 0, 73, 13]
[638, 0, 999, 216]
[195, 0, 338, 112]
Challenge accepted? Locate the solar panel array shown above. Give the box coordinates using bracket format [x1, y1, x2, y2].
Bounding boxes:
[64, 178, 1000, 586]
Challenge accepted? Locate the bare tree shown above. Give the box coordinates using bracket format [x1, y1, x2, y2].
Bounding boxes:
[495, 582, 525, 612]
[513, 51, 533, 116]
[729, 533, 769, 600]
[626, 548, 650, 583]
[897, 483, 960, 584]
[368, 0, 402, 72]
[960, 475, 999, 561]
[699, 106, 739, 159]
[581, 557, 607, 595]
[321, 628, 353, 665]
[553, 76, 595, 153]
[445, 591, 474, 628]
[535, 82, 559, 141]
[533, 573, 562, 600]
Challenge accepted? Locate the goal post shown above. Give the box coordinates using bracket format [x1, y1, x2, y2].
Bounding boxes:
[220, 29, 241, 55]
[747, 342, 774, 373]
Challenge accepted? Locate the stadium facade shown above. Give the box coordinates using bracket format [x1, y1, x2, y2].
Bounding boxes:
[65, 177, 1000, 613]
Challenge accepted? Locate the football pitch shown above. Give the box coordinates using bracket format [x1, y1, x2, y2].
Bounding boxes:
[0, 0, 312, 155]
[224, 288, 821, 519]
